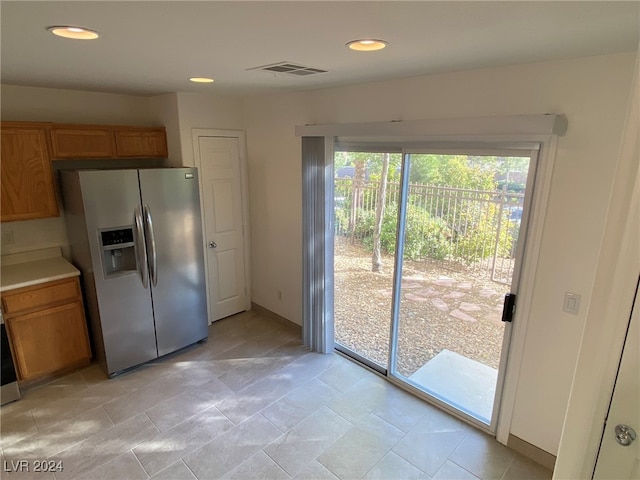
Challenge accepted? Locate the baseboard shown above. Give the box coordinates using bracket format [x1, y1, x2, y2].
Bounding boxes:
[507, 434, 556, 471]
[250, 302, 302, 335]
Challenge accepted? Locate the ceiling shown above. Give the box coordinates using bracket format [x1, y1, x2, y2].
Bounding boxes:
[1, 1, 638, 98]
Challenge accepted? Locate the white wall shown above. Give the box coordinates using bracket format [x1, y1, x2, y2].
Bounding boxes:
[149, 93, 182, 164]
[0, 217, 70, 257]
[174, 92, 244, 167]
[242, 92, 310, 323]
[1, 84, 157, 125]
[554, 50, 639, 479]
[242, 53, 637, 455]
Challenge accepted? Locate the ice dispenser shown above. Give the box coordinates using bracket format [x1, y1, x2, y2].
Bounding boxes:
[100, 227, 137, 277]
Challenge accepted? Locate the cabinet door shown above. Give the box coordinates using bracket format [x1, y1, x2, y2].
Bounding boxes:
[6, 301, 91, 381]
[114, 128, 168, 157]
[1, 125, 59, 222]
[50, 127, 115, 158]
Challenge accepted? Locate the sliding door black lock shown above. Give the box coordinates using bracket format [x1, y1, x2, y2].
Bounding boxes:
[502, 293, 517, 323]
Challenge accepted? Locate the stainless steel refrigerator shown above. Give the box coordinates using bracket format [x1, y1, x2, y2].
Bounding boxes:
[61, 168, 208, 376]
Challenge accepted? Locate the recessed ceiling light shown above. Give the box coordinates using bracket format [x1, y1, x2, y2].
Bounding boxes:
[346, 39, 388, 52]
[189, 77, 215, 83]
[48, 26, 100, 40]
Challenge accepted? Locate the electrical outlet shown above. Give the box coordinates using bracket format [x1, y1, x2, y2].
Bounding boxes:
[1, 229, 15, 245]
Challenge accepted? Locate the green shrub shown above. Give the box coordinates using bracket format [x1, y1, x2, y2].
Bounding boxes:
[333, 206, 351, 237]
[353, 208, 377, 239]
[359, 203, 451, 261]
[336, 185, 516, 265]
[451, 204, 514, 264]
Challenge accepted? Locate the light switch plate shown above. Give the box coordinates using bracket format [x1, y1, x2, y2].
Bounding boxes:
[563, 292, 581, 315]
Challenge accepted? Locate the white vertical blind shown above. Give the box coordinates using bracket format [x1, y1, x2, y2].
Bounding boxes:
[302, 136, 335, 353]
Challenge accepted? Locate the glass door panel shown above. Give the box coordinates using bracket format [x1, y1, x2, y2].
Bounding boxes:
[333, 151, 401, 371]
[392, 153, 533, 426]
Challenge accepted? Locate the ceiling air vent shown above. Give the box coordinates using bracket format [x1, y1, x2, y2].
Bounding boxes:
[249, 62, 328, 76]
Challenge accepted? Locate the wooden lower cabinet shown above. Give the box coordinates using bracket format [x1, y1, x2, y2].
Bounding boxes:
[2, 277, 91, 381]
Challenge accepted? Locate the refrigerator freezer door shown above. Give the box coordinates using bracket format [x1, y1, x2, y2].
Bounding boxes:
[139, 168, 208, 356]
[78, 170, 158, 374]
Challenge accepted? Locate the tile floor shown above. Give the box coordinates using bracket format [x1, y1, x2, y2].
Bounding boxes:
[0, 310, 553, 480]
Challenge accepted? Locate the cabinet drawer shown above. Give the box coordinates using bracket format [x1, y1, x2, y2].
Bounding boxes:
[2, 278, 80, 316]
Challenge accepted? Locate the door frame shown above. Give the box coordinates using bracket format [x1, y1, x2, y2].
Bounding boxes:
[593, 276, 639, 479]
[192, 129, 252, 324]
[332, 142, 549, 437]
[300, 114, 566, 445]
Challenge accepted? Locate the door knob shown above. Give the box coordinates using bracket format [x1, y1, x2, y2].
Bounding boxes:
[208, 241, 217, 249]
[615, 424, 637, 446]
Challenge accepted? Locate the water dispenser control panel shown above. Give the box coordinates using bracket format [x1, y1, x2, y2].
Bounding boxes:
[101, 228, 134, 246]
[99, 227, 137, 278]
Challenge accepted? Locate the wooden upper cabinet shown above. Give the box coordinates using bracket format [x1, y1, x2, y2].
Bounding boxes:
[1, 123, 59, 222]
[114, 127, 168, 158]
[50, 126, 115, 159]
[1, 121, 167, 221]
[50, 124, 168, 159]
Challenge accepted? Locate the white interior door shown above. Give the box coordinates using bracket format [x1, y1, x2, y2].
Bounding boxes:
[194, 133, 249, 322]
[594, 278, 640, 480]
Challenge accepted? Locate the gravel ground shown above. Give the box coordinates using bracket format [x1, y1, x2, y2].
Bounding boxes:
[334, 239, 508, 377]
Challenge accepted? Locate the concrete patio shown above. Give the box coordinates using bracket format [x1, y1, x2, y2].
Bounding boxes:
[408, 349, 498, 424]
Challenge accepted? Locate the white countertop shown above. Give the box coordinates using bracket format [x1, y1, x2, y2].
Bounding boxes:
[1, 247, 80, 292]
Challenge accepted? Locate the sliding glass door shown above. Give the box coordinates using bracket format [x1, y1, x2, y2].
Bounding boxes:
[334, 147, 537, 430]
[333, 151, 401, 372]
[391, 152, 533, 427]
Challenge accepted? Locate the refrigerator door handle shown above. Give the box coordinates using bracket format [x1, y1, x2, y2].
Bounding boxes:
[134, 206, 149, 289]
[143, 204, 158, 287]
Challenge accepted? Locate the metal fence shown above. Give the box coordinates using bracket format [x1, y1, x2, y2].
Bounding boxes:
[334, 178, 525, 284]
